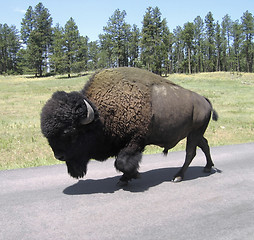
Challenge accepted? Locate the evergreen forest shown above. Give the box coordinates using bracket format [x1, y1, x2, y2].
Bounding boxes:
[0, 2, 254, 76]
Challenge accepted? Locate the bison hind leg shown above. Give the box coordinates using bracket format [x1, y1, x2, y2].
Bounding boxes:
[198, 137, 214, 172]
[173, 133, 215, 182]
[173, 133, 198, 182]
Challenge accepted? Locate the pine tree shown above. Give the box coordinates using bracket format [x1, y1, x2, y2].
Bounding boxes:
[161, 19, 171, 75]
[88, 41, 99, 70]
[173, 26, 184, 73]
[50, 24, 66, 74]
[152, 7, 163, 74]
[167, 32, 174, 74]
[141, 6, 170, 74]
[205, 12, 216, 71]
[99, 33, 114, 68]
[193, 16, 205, 72]
[221, 14, 233, 71]
[232, 20, 243, 72]
[182, 22, 194, 74]
[0, 24, 21, 74]
[215, 21, 222, 71]
[76, 35, 89, 72]
[141, 7, 154, 71]
[64, 17, 80, 77]
[21, 3, 52, 77]
[20, 6, 34, 44]
[102, 9, 131, 67]
[50, 19, 88, 76]
[241, 11, 254, 72]
[129, 24, 140, 67]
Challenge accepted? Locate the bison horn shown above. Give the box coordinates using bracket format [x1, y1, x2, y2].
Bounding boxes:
[81, 99, 95, 125]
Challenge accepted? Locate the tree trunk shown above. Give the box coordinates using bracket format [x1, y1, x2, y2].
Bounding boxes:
[216, 52, 221, 71]
[39, 65, 43, 77]
[188, 47, 191, 74]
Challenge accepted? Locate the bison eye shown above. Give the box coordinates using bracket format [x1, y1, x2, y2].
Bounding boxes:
[62, 128, 75, 137]
[63, 129, 70, 135]
[61, 128, 78, 143]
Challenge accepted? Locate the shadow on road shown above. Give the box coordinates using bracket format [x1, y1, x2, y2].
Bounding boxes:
[63, 166, 218, 195]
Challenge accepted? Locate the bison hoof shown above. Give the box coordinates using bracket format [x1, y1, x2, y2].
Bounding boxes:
[133, 172, 141, 179]
[117, 180, 129, 187]
[203, 167, 212, 173]
[172, 176, 183, 182]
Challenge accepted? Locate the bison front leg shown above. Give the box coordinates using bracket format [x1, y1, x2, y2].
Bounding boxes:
[114, 146, 142, 185]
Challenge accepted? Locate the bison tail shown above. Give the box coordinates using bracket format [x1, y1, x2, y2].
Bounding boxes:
[205, 97, 219, 121]
[212, 109, 219, 121]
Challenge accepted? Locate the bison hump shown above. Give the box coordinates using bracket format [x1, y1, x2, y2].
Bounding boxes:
[83, 68, 154, 139]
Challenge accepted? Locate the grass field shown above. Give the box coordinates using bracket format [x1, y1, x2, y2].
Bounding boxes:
[0, 71, 253, 170]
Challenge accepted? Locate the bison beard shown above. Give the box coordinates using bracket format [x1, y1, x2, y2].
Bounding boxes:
[41, 67, 218, 185]
[66, 160, 88, 179]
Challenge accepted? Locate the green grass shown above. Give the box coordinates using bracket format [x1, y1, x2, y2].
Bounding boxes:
[0, 74, 91, 169]
[0, 71, 253, 170]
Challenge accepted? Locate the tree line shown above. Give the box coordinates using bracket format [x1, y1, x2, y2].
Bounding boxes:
[0, 2, 254, 76]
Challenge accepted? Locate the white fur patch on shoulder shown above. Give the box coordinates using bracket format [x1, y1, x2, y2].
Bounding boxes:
[153, 85, 167, 96]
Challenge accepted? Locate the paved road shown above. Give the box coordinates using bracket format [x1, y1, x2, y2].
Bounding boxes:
[1, 143, 254, 240]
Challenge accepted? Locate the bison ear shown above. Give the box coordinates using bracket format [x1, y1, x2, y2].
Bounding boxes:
[80, 99, 95, 125]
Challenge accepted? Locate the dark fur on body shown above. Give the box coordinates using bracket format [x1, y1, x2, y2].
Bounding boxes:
[41, 67, 218, 182]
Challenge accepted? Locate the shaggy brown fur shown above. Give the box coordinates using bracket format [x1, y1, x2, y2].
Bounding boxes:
[82, 68, 162, 141]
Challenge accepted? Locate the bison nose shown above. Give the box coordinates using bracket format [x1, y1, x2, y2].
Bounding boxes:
[54, 154, 65, 161]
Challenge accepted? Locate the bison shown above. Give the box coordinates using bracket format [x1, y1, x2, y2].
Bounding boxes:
[41, 67, 218, 184]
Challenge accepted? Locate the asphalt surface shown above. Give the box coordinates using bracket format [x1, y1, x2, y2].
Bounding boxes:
[1, 143, 254, 240]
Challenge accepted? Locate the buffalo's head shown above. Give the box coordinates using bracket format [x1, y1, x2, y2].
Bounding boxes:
[40, 91, 98, 178]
